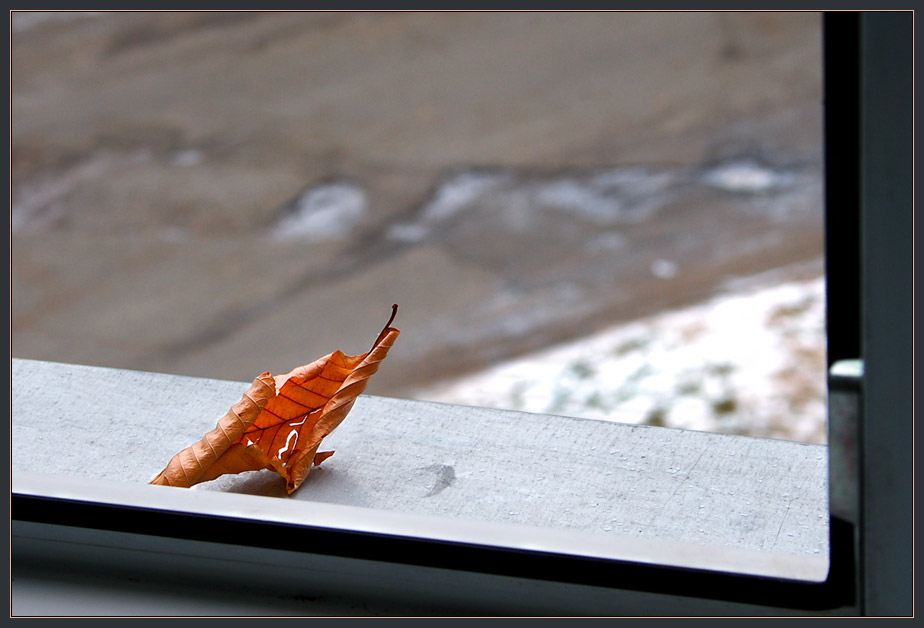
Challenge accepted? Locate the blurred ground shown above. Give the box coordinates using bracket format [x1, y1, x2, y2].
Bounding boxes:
[11, 12, 825, 437]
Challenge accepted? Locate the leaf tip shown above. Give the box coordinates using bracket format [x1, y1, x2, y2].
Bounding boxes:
[314, 450, 335, 466]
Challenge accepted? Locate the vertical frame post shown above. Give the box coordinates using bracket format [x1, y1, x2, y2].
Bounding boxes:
[857, 11, 913, 616]
[824, 11, 913, 615]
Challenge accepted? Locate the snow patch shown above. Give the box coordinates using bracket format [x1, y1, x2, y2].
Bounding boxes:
[412, 274, 827, 444]
[703, 159, 791, 193]
[534, 179, 624, 224]
[270, 182, 368, 242]
[387, 166, 680, 244]
[171, 148, 205, 167]
[386, 222, 430, 243]
[650, 258, 678, 279]
[421, 171, 510, 223]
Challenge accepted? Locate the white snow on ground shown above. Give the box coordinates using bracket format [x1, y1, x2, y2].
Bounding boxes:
[385, 160, 815, 246]
[413, 273, 827, 444]
[385, 167, 682, 244]
[270, 182, 368, 242]
[703, 159, 792, 193]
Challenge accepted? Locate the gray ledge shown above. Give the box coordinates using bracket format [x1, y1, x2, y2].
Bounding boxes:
[11, 358, 829, 584]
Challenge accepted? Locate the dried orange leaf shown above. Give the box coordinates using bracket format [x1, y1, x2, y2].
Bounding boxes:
[151, 305, 400, 494]
[149, 373, 275, 489]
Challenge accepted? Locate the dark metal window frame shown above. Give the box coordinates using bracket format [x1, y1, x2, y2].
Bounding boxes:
[11, 12, 913, 615]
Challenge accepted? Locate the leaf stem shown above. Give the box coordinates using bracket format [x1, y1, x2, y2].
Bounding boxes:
[371, 304, 399, 352]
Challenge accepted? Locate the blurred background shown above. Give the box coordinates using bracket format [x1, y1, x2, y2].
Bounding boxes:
[11, 11, 826, 443]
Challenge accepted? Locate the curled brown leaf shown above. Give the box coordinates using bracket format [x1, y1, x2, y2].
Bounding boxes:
[151, 305, 400, 493]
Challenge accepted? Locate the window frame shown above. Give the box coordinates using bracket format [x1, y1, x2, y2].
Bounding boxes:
[12, 470, 851, 614]
[10, 12, 912, 615]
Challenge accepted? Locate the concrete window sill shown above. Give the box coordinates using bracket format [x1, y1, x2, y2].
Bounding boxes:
[12, 358, 840, 615]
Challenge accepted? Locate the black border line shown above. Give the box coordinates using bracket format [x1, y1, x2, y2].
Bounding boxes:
[823, 10, 862, 369]
[12, 492, 856, 612]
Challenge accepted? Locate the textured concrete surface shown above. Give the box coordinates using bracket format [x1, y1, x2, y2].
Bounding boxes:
[12, 358, 829, 559]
